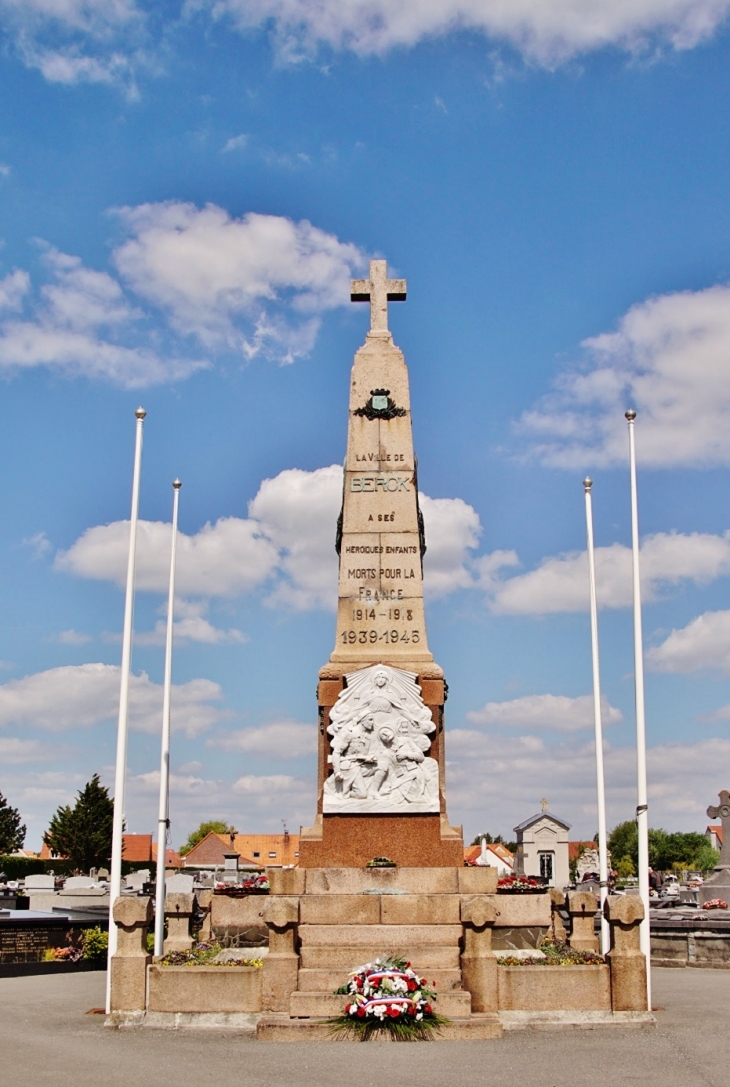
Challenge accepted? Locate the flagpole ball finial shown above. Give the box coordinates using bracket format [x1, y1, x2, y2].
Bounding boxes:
[173, 478, 182, 490]
[135, 406, 147, 419]
[583, 477, 593, 491]
[625, 409, 637, 422]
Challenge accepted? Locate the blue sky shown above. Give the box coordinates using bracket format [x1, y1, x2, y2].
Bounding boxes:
[3, 2, 730, 852]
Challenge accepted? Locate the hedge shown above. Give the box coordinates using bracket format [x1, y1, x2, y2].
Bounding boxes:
[0, 857, 161, 881]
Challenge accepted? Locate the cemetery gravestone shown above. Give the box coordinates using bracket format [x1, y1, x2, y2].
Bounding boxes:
[700, 789, 730, 906]
[24, 874, 55, 890]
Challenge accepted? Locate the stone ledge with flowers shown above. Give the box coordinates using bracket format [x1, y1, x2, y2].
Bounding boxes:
[108, 869, 652, 1030]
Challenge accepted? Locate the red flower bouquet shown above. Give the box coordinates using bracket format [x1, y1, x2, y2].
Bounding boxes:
[328, 955, 448, 1040]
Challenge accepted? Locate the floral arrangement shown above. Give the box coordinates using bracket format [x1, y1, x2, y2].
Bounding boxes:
[327, 955, 448, 1040]
[703, 898, 729, 910]
[365, 857, 397, 868]
[44, 945, 82, 963]
[497, 937, 604, 967]
[213, 874, 270, 896]
[497, 875, 545, 894]
[160, 941, 263, 967]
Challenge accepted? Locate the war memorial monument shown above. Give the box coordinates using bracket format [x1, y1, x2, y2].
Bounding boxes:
[108, 261, 653, 1036]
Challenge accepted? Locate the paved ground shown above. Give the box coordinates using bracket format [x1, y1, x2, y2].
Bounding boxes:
[2, 968, 728, 1087]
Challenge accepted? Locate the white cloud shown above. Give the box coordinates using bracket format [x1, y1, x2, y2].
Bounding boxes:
[211, 720, 316, 758]
[0, 206, 366, 385]
[0, 247, 206, 388]
[446, 727, 730, 839]
[0, 662, 226, 738]
[0, 0, 145, 92]
[57, 629, 92, 645]
[521, 281, 730, 468]
[210, 0, 730, 65]
[57, 463, 487, 614]
[0, 737, 48, 764]
[0, 270, 29, 310]
[24, 531, 52, 559]
[0, 165, 10, 178]
[222, 134, 248, 152]
[56, 515, 279, 597]
[647, 609, 730, 673]
[467, 693, 622, 732]
[249, 465, 343, 609]
[113, 202, 365, 362]
[419, 494, 481, 597]
[134, 599, 247, 646]
[233, 773, 310, 808]
[487, 530, 730, 615]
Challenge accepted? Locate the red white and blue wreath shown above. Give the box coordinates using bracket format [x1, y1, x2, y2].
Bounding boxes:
[328, 955, 448, 1040]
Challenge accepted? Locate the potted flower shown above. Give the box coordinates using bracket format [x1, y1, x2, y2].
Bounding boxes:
[497, 875, 545, 895]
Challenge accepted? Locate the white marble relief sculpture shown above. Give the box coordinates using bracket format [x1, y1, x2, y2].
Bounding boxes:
[323, 664, 439, 813]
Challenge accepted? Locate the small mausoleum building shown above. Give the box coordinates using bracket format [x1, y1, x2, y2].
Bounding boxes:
[514, 803, 570, 888]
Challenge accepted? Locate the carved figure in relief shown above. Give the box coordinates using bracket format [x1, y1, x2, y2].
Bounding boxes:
[323, 664, 439, 813]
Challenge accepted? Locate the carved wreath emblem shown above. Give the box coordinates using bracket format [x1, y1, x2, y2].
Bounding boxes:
[354, 389, 407, 421]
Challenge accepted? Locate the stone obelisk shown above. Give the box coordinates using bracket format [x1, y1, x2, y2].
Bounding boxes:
[299, 260, 464, 868]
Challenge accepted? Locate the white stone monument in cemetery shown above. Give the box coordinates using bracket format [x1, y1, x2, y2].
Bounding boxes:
[107, 259, 653, 1035]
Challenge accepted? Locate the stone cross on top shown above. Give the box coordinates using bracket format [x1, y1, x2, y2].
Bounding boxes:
[351, 259, 406, 334]
[707, 789, 730, 868]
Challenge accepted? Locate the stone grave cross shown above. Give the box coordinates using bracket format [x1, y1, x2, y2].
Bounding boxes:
[707, 789, 730, 868]
[351, 259, 407, 334]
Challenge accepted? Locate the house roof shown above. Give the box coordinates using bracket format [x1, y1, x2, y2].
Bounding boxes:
[122, 834, 153, 862]
[569, 840, 597, 861]
[707, 824, 724, 846]
[514, 811, 571, 833]
[152, 844, 183, 868]
[182, 831, 300, 868]
[38, 834, 181, 868]
[464, 843, 514, 865]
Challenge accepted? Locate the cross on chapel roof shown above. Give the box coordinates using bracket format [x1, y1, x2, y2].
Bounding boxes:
[351, 259, 407, 334]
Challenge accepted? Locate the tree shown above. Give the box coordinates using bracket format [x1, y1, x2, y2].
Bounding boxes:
[609, 820, 719, 873]
[692, 842, 720, 873]
[0, 790, 26, 854]
[44, 775, 114, 873]
[179, 820, 230, 856]
[608, 821, 638, 868]
[615, 855, 635, 879]
[469, 832, 517, 853]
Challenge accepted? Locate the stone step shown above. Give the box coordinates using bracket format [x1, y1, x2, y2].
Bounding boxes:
[301, 868, 497, 897]
[296, 967, 463, 992]
[290, 989, 473, 1019]
[299, 945, 461, 970]
[257, 1013, 503, 1041]
[298, 924, 462, 947]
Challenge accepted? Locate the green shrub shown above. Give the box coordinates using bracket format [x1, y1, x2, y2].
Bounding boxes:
[81, 927, 108, 960]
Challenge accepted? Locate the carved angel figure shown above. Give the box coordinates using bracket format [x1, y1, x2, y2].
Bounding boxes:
[323, 664, 439, 813]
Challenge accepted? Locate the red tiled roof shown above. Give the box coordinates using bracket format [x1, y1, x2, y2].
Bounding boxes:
[464, 843, 514, 864]
[569, 840, 596, 861]
[707, 825, 723, 847]
[183, 831, 300, 868]
[122, 834, 154, 862]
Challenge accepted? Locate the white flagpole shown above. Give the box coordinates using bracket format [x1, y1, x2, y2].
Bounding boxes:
[625, 409, 652, 1009]
[106, 406, 146, 1014]
[154, 479, 182, 958]
[583, 478, 610, 955]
